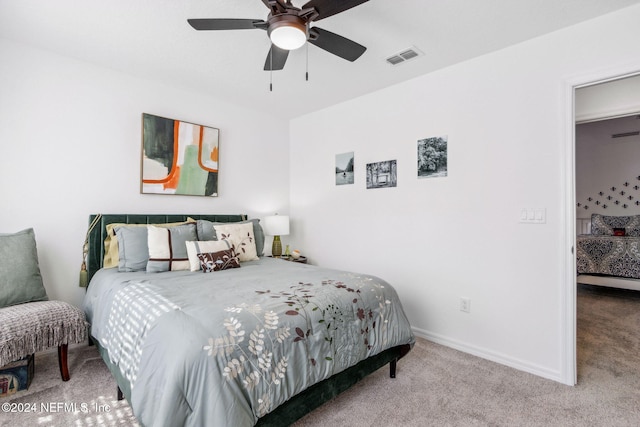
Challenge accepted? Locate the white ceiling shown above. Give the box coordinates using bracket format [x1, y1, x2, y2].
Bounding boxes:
[1, 0, 640, 119]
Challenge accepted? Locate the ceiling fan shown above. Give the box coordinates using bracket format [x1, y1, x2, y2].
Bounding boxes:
[187, 0, 369, 71]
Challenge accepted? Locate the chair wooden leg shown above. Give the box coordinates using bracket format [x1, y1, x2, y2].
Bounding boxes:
[58, 344, 70, 381]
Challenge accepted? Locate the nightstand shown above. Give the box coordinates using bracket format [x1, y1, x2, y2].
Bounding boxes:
[270, 255, 308, 264]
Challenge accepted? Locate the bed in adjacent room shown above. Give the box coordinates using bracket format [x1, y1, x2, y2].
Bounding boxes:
[82, 214, 415, 427]
[576, 213, 640, 291]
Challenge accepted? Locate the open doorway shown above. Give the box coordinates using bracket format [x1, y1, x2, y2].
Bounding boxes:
[571, 73, 640, 384]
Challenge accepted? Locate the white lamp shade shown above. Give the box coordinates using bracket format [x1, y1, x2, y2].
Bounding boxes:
[264, 215, 290, 236]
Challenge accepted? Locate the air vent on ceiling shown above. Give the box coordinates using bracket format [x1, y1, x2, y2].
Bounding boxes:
[611, 131, 640, 139]
[385, 47, 422, 66]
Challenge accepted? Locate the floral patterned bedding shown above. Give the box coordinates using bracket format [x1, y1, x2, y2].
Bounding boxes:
[83, 257, 415, 427]
[576, 235, 640, 279]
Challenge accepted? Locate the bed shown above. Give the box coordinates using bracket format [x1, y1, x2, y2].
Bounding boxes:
[576, 213, 640, 291]
[82, 214, 415, 427]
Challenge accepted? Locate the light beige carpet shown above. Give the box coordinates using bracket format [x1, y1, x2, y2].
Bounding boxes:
[295, 284, 640, 426]
[0, 343, 137, 426]
[2, 284, 639, 426]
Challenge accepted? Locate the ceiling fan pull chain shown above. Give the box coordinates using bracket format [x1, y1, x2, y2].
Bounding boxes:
[306, 42, 309, 81]
[270, 47, 273, 92]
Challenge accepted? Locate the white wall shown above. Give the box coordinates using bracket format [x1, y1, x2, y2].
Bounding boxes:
[0, 38, 290, 308]
[576, 116, 640, 219]
[289, 5, 640, 384]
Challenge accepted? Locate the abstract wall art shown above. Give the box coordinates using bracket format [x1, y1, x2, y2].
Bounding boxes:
[141, 113, 219, 196]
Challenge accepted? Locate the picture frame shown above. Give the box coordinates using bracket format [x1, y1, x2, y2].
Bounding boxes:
[141, 113, 219, 196]
[417, 135, 448, 178]
[336, 152, 355, 185]
[366, 160, 397, 189]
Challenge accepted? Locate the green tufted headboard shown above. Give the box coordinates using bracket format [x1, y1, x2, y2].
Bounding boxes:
[87, 214, 246, 283]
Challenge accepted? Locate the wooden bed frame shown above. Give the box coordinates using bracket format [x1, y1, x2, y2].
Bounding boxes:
[86, 214, 411, 426]
[577, 274, 640, 292]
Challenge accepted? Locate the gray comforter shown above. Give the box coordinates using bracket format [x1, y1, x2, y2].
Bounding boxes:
[83, 257, 414, 426]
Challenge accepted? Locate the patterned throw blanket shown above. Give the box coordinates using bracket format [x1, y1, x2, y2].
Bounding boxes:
[84, 257, 414, 427]
[0, 301, 87, 366]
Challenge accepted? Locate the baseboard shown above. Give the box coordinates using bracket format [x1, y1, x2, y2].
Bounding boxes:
[411, 327, 567, 385]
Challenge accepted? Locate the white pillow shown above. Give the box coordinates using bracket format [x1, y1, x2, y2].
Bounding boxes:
[146, 224, 197, 272]
[186, 240, 231, 271]
[213, 222, 259, 262]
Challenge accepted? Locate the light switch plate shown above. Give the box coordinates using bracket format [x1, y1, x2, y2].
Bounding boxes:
[519, 208, 546, 224]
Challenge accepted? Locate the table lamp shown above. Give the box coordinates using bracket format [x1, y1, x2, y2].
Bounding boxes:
[264, 214, 290, 257]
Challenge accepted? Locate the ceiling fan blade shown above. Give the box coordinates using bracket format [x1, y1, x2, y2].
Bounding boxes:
[263, 45, 289, 71]
[308, 27, 366, 62]
[187, 19, 266, 31]
[302, 0, 369, 21]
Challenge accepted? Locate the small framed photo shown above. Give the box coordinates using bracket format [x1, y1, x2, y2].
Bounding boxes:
[335, 152, 354, 185]
[366, 160, 397, 189]
[417, 135, 448, 178]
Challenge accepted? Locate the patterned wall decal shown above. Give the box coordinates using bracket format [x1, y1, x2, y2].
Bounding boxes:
[577, 176, 640, 210]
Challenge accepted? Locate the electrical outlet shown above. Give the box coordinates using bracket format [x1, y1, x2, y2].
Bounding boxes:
[460, 297, 471, 313]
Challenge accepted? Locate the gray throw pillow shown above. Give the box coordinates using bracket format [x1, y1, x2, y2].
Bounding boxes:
[115, 226, 150, 272]
[0, 228, 49, 308]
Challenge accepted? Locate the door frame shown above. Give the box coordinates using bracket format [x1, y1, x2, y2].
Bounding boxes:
[562, 64, 640, 385]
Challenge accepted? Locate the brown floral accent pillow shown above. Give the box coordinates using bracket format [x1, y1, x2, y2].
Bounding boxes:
[197, 247, 241, 272]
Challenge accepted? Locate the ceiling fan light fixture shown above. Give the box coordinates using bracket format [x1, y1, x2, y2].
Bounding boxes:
[268, 15, 307, 50]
